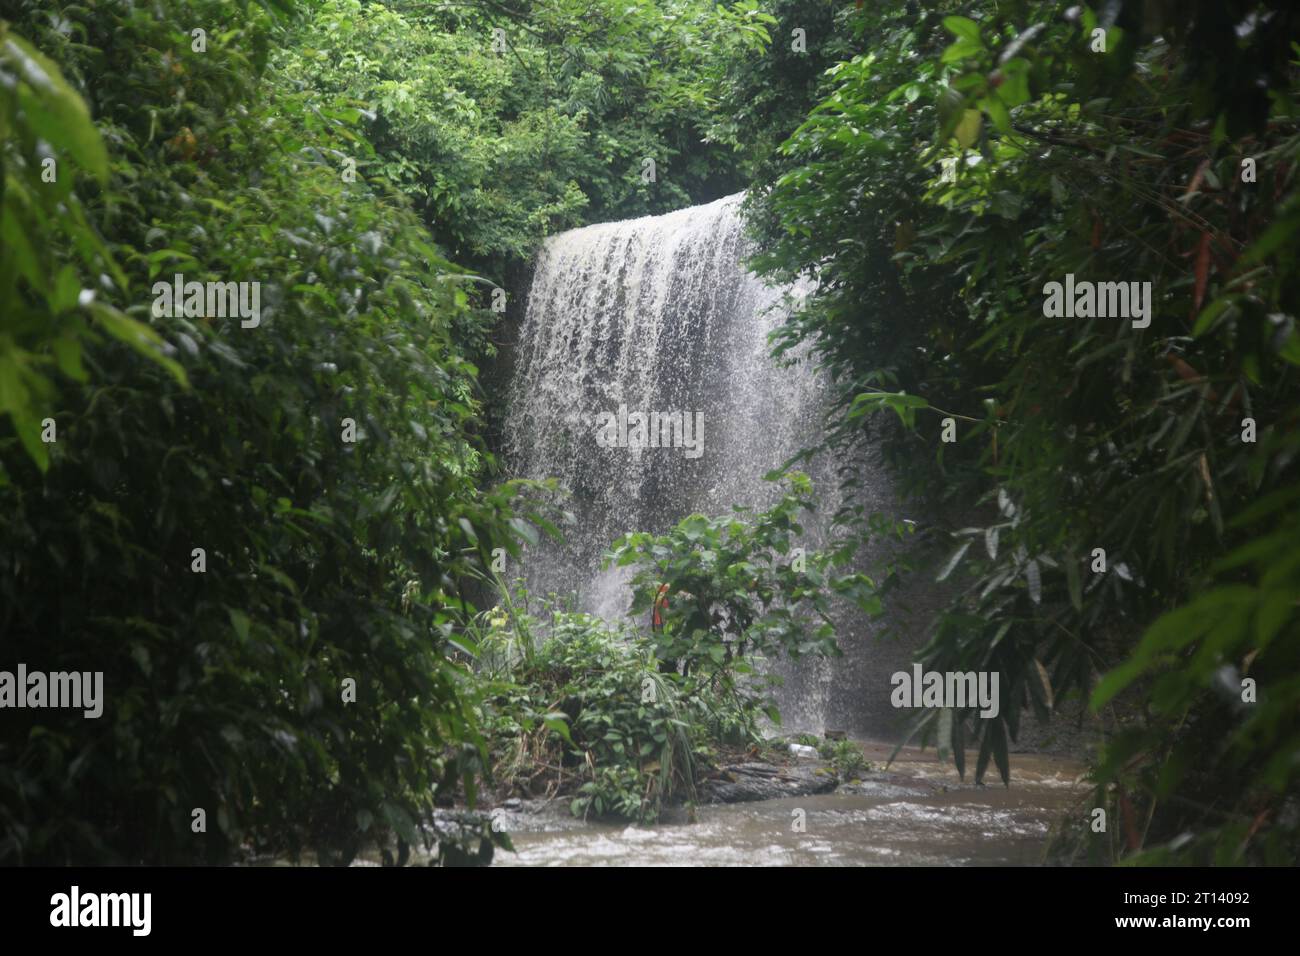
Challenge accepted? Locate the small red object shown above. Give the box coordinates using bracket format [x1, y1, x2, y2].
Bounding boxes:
[652, 584, 670, 630]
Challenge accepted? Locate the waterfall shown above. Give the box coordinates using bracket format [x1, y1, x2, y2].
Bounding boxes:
[502, 193, 913, 736]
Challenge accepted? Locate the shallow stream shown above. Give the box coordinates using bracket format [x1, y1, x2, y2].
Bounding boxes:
[490, 743, 1087, 867]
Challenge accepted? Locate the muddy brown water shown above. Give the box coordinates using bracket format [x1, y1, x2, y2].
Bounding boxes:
[488, 743, 1089, 867]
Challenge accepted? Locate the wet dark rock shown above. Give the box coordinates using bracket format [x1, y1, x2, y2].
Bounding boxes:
[485, 797, 586, 834]
[425, 809, 498, 866]
[700, 761, 839, 804]
[834, 772, 942, 800]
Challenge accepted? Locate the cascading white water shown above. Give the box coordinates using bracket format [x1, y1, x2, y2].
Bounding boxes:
[503, 193, 911, 735]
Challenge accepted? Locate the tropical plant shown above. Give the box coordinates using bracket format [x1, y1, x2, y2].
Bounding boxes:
[606, 473, 881, 707]
[747, 0, 1300, 862]
[476, 596, 761, 823]
[0, 0, 551, 865]
[276, 0, 775, 275]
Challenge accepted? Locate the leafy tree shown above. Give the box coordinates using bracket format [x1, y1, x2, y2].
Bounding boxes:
[747, 1, 1300, 863]
[0, 0, 551, 865]
[606, 473, 881, 709]
[278, 0, 774, 274]
[0, 26, 185, 470]
[476, 602, 738, 823]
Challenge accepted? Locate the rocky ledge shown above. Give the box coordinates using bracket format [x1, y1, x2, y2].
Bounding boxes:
[698, 761, 839, 804]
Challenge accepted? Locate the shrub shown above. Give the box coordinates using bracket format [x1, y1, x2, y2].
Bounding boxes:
[606, 472, 882, 705]
[0, 0, 541, 865]
[476, 597, 762, 823]
[748, 1, 1300, 861]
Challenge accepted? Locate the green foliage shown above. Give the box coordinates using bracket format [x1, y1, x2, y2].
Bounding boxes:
[0, 24, 186, 471]
[792, 733, 870, 778]
[277, 0, 770, 274]
[8, 0, 1295, 871]
[1080, 484, 1300, 865]
[0, 0, 556, 865]
[828, 739, 870, 780]
[476, 598, 759, 823]
[705, 0, 851, 181]
[606, 472, 881, 695]
[749, 1, 1300, 862]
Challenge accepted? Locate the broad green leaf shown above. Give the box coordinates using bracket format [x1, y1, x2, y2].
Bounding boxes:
[3, 34, 109, 180]
[942, 16, 982, 42]
[953, 109, 982, 148]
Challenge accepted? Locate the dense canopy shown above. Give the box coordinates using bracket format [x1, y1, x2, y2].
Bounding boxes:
[1, 0, 1297, 868]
